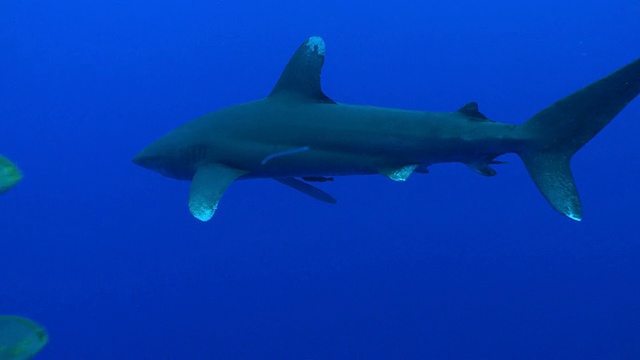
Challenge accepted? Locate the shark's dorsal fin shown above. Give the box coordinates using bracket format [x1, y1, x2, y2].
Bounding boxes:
[458, 102, 489, 121]
[269, 36, 336, 104]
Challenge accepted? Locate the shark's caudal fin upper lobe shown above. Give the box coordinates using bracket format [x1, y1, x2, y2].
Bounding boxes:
[518, 58, 640, 221]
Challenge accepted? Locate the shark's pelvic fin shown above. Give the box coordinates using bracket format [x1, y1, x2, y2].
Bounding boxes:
[275, 177, 337, 204]
[380, 165, 419, 181]
[519, 58, 640, 221]
[268, 36, 336, 104]
[189, 163, 247, 221]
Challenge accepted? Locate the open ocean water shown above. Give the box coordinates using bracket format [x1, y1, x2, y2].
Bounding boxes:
[2, 0, 640, 359]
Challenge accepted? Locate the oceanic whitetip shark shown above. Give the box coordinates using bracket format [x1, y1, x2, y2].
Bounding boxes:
[133, 36, 640, 222]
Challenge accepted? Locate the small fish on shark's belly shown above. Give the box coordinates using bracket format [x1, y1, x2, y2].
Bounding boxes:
[0, 155, 22, 195]
[244, 146, 393, 179]
[132, 36, 640, 222]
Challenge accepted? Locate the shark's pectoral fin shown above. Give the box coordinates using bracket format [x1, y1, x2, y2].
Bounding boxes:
[380, 165, 419, 181]
[189, 163, 247, 221]
[275, 177, 337, 204]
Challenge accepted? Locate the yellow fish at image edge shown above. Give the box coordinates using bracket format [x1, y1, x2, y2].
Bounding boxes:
[0, 316, 47, 360]
[0, 156, 22, 194]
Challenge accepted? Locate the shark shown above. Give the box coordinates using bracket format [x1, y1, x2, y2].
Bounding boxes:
[133, 36, 640, 222]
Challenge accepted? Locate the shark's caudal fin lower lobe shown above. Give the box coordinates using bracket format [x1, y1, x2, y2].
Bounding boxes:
[518, 58, 640, 221]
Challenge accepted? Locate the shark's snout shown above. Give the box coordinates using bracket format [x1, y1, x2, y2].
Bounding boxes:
[132, 150, 169, 178]
[132, 146, 164, 171]
[132, 150, 150, 168]
[132, 144, 196, 180]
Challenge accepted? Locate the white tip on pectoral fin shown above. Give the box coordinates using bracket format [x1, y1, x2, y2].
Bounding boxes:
[189, 163, 247, 221]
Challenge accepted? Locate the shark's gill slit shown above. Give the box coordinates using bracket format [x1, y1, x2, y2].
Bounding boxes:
[261, 146, 310, 165]
[183, 145, 208, 164]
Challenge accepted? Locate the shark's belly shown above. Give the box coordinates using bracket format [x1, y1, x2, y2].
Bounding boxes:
[211, 132, 509, 179]
[205, 103, 521, 179]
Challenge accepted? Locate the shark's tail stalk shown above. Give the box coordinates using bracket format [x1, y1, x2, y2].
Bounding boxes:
[517, 58, 640, 221]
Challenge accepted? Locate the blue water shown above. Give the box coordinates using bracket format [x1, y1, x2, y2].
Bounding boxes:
[2, 1, 640, 358]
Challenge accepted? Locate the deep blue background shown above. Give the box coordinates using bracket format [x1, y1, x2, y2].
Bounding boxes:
[2, 0, 640, 359]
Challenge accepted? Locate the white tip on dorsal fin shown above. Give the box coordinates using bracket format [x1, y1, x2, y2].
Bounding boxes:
[268, 36, 336, 104]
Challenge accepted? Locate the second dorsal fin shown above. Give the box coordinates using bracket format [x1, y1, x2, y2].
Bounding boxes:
[458, 102, 489, 120]
[268, 36, 336, 104]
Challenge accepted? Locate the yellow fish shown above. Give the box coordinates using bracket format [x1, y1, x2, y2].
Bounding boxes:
[0, 315, 48, 359]
[0, 156, 22, 194]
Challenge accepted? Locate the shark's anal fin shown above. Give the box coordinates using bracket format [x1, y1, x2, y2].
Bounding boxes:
[189, 163, 247, 221]
[380, 165, 419, 181]
[275, 177, 337, 204]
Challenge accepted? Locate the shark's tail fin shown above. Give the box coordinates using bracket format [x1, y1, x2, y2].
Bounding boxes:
[517, 58, 640, 221]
